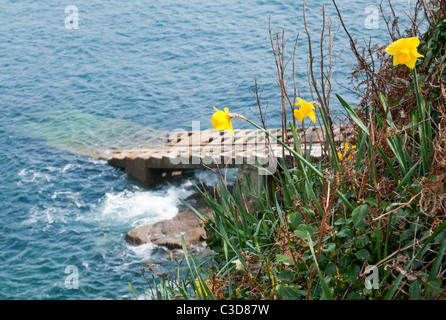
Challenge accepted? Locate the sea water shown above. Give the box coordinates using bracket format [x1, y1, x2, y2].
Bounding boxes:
[0, 0, 415, 299]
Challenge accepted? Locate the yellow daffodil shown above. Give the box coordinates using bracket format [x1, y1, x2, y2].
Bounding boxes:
[337, 142, 356, 161]
[212, 107, 234, 136]
[294, 98, 316, 124]
[385, 37, 424, 69]
[232, 259, 244, 271]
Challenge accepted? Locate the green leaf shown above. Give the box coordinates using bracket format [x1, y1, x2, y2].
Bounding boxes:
[377, 146, 400, 182]
[339, 255, 351, 271]
[355, 249, 371, 260]
[409, 280, 422, 300]
[276, 254, 294, 266]
[355, 236, 370, 248]
[400, 230, 413, 242]
[337, 228, 353, 239]
[364, 198, 378, 207]
[322, 243, 336, 253]
[302, 204, 317, 221]
[277, 270, 294, 281]
[276, 284, 302, 300]
[392, 153, 421, 196]
[355, 130, 368, 171]
[352, 204, 369, 228]
[294, 224, 316, 238]
[325, 263, 337, 275]
[334, 218, 346, 226]
[392, 209, 409, 223]
[346, 292, 361, 300]
[336, 94, 369, 135]
[316, 105, 340, 172]
[426, 278, 442, 295]
[287, 211, 302, 229]
[346, 264, 360, 279]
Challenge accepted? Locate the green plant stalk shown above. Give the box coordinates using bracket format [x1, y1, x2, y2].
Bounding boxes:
[336, 94, 369, 136]
[379, 94, 408, 175]
[181, 235, 215, 300]
[412, 65, 430, 175]
[315, 105, 348, 195]
[289, 122, 326, 218]
[355, 130, 367, 171]
[368, 133, 374, 194]
[386, 131, 408, 176]
[183, 190, 248, 271]
[316, 105, 340, 172]
[376, 218, 382, 262]
[384, 212, 393, 259]
[428, 237, 446, 282]
[303, 231, 333, 300]
[377, 147, 400, 183]
[128, 282, 138, 299]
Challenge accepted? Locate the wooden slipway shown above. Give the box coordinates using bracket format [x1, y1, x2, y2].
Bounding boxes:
[99, 126, 347, 187]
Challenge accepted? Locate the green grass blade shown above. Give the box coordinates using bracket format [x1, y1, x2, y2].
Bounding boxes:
[394, 159, 421, 195]
[313, 108, 339, 172]
[428, 237, 446, 282]
[336, 94, 369, 136]
[302, 231, 333, 300]
[355, 129, 367, 171]
[128, 282, 138, 300]
[377, 147, 400, 182]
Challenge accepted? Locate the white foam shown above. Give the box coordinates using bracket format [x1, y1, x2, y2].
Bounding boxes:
[126, 242, 159, 257]
[25, 206, 57, 228]
[93, 183, 195, 227]
[17, 168, 51, 184]
[51, 191, 78, 200]
[61, 164, 74, 173]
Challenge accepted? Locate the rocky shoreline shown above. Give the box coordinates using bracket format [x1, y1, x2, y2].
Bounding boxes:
[125, 187, 215, 250]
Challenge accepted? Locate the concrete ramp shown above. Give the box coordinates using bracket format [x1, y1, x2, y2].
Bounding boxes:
[101, 126, 350, 186]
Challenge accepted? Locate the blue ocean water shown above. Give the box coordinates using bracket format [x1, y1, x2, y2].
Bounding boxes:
[0, 0, 414, 299]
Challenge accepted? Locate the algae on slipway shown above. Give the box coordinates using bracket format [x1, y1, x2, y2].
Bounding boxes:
[19, 108, 168, 158]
